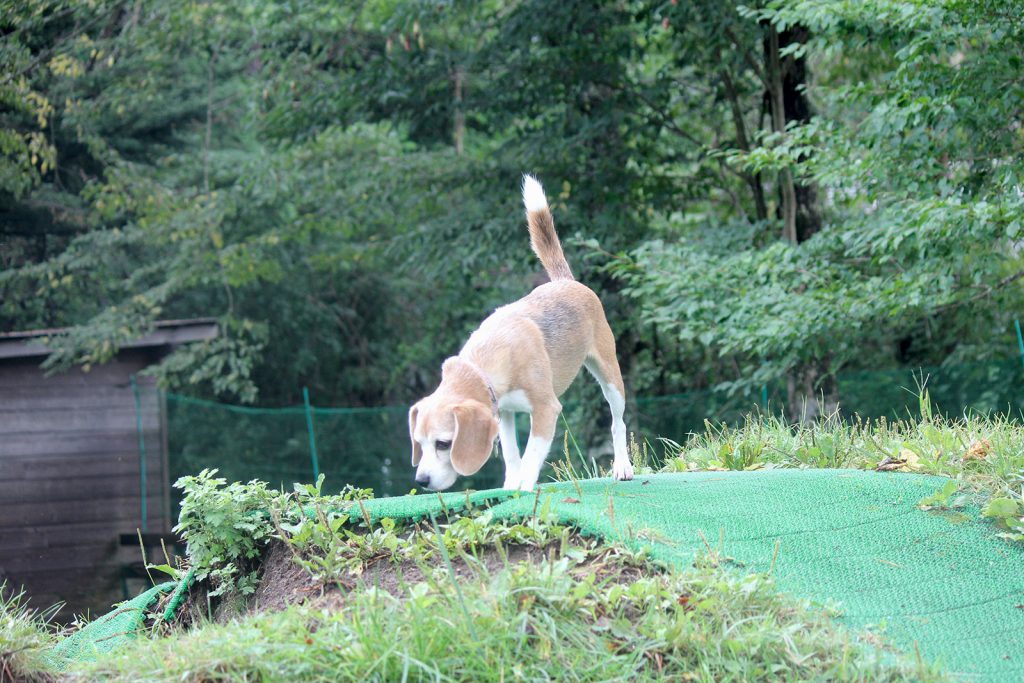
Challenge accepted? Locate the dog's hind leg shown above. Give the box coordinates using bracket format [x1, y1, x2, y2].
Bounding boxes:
[498, 410, 521, 489]
[584, 319, 634, 481]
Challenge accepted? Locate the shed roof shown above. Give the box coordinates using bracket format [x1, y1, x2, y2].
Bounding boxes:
[0, 318, 219, 360]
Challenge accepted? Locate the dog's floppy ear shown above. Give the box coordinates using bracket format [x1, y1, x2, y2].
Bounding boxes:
[409, 402, 423, 466]
[450, 400, 498, 476]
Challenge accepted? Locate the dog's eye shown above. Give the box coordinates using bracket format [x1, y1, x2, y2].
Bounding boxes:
[435, 440, 452, 451]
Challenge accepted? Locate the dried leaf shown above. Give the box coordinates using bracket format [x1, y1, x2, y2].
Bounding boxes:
[875, 456, 906, 472]
[899, 448, 922, 470]
[963, 438, 992, 461]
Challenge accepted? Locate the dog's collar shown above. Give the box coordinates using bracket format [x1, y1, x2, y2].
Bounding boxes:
[462, 359, 499, 417]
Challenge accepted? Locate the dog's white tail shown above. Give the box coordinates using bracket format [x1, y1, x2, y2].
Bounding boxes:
[522, 175, 573, 281]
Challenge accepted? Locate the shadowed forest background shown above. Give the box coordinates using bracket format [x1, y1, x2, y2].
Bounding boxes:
[3, 0, 1023, 433]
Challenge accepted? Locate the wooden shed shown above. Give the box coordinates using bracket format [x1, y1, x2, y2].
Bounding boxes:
[0, 319, 217, 619]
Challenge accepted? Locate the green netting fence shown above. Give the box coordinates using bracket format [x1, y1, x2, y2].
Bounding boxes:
[156, 358, 1024, 511]
[638, 357, 1024, 444]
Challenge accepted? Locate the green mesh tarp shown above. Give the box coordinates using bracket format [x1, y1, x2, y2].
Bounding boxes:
[502, 471, 1024, 680]
[48, 570, 194, 671]
[47, 581, 175, 671]
[349, 488, 516, 523]
[56, 471, 1022, 679]
[354, 470, 1024, 680]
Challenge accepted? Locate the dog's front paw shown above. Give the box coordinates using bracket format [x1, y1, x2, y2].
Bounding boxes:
[612, 459, 634, 481]
[516, 473, 540, 491]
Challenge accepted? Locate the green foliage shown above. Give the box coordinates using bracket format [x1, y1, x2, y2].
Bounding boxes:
[0, 2, 464, 404]
[983, 497, 1020, 519]
[2, 0, 1022, 419]
[270, 475, 389, 581]
[0, 1, 59, 199]
[173, 468, 380, 595]
[275, 495, 581, 584]
[918, 480, 964, 511]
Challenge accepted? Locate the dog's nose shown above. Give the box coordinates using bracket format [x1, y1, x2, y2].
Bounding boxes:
[415, 474, 430, 488]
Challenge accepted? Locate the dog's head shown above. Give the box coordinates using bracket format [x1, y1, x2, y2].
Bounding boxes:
[409, 359, 499, 491]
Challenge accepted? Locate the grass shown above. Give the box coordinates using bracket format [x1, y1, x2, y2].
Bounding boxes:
[70, 528, 946, 682]
[0, 586, 57, 683]
[656, 411, 1024, 493]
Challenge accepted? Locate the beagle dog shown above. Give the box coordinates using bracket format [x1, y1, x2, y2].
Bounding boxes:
[409, 175, 634, 491]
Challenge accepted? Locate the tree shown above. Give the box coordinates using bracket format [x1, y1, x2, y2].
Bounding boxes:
[3, 0, 1019, 431]
[609, 0, 1024, 417]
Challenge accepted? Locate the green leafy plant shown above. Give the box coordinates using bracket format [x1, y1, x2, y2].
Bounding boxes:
[982, 497, 1024, 541]
[271, 487, 575, 584]
[918, 481, 966, 511]
[173, 469, 277, 596]
[175, 470, 375, 595]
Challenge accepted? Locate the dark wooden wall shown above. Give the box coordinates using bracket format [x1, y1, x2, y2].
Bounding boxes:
[0, 351, 168, 620]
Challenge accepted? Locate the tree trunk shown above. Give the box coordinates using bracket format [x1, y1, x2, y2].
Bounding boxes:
[765, 23, 831, 421]
[764, 24, 821, 242]
[785, 357, 839, 422]
[765, 25, 797, 244]
[777, 25, 822, 243]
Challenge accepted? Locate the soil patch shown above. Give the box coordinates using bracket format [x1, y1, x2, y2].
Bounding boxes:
[248, 541, 323, 614]
[248, 537, 653, 615]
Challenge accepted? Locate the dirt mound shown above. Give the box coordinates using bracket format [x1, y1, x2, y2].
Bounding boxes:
[237, 537, 651, 618]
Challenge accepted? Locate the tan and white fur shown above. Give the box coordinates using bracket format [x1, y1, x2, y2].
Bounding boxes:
[409, 175, 633, 491]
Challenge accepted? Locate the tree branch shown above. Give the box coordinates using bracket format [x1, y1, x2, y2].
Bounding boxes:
[614, 83, 703, 147]
[933, 269, 1024, 314]
[723, 24, 767, 88]
[720, 68, 768, 221]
